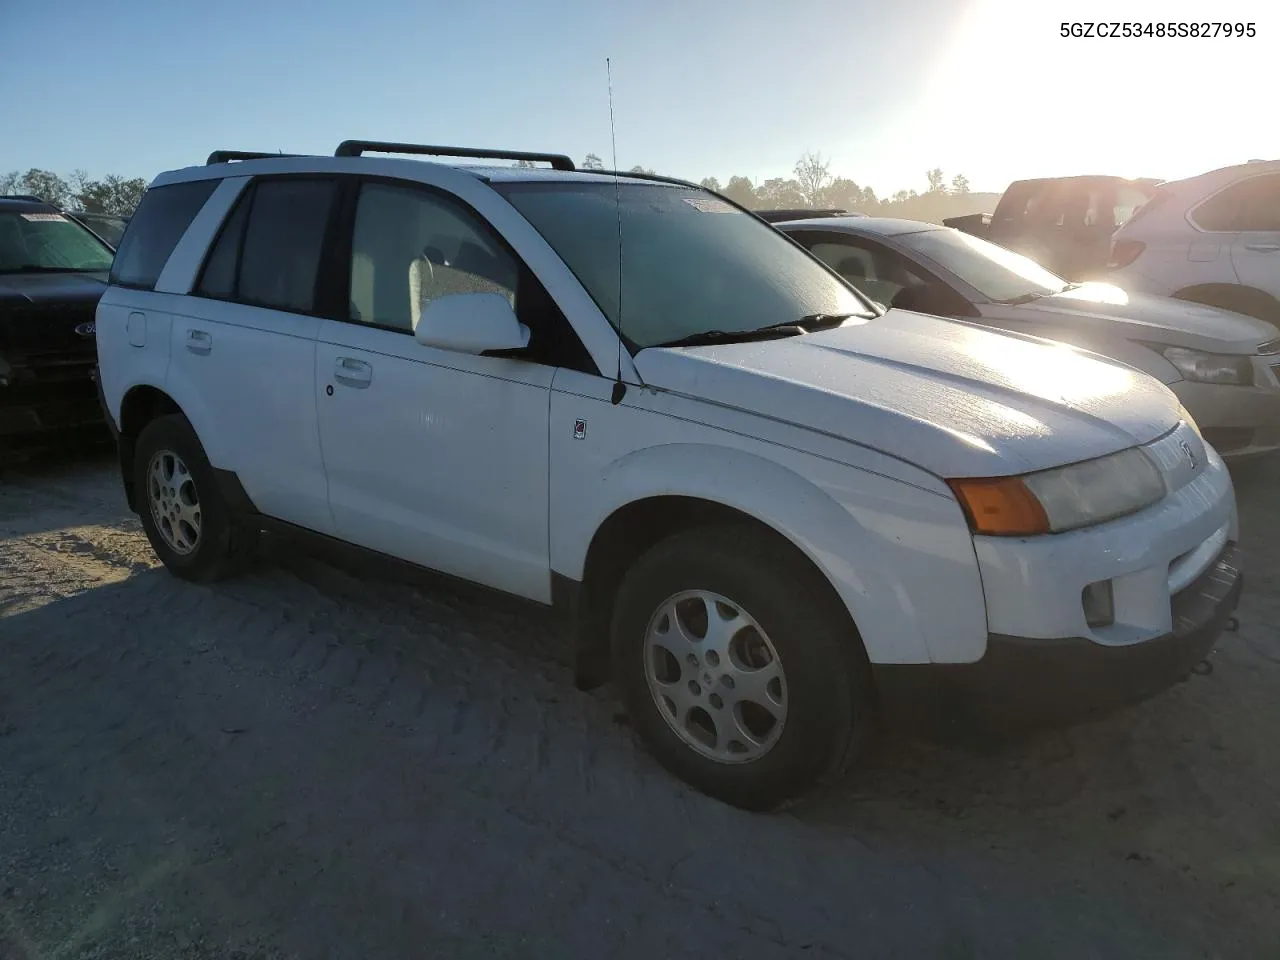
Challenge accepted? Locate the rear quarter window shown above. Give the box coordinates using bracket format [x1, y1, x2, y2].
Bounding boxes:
[109, 179, 218, 290]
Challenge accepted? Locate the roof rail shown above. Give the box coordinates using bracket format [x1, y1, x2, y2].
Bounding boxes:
[334, 140, 575, 171]
[206, 150, 306, 165]
[1, 194, 48, 203]
[754, 208, 849, 223]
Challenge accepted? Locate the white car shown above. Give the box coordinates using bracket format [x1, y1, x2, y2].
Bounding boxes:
[778, 216, 1280, 459]
[1109, 159, 1280, 324]
[95, 142, 1243, 810]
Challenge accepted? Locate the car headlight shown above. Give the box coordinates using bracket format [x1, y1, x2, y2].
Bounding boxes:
[948, 446, 1167, 536]
[1158, 345, 1253, 385]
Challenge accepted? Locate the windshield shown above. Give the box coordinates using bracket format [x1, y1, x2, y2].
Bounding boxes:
[0, 210, 115, 274]
[493, 181, 872, 349]
[897, 227, 1068, 303]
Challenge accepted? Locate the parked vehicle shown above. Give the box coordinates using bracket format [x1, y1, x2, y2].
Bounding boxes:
[69, 211, 129, 247]
[1109, 159, 1280, 324]
[779, 216, 1280, 459]
[96, 142, 1242, 810]
[945, 175, 1159, 280]
[1, 195, 114, 461]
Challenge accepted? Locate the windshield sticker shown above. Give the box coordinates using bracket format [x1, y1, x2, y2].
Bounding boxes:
[20, 213, 68, 222]
[683, 197, 736, 214]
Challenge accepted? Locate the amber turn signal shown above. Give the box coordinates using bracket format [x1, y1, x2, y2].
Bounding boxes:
[947, 476, 1051, 536]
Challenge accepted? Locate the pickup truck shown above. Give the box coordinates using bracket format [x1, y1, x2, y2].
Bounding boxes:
[945, 175, 1160, 281]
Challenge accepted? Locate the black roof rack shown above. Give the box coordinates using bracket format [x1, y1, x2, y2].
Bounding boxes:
[206, 150, 306, 165]
[334, 140, 575, 171]
[1, 194, 49, 203]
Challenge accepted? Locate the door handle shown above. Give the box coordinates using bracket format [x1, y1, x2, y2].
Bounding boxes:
[333, 356, 372, 388]
[186, 329, 212, 355]
[1243, 243, 1280, 252]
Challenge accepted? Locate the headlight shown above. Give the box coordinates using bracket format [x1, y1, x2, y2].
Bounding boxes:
[948, 446, 1167, 536]
[1159, 345, 1253, 385]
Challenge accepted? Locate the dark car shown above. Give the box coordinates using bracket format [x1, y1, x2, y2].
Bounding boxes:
[0, 196, 115, 461]
[69, 211, 129, 247]
[944, 175, 1159, 280]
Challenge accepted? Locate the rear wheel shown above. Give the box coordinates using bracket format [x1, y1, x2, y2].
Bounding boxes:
[134, 414, 257, 582]
[611, 524, 873, 810]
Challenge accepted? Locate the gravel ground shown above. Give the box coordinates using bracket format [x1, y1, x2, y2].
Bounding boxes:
[1, 450, 1278, 959]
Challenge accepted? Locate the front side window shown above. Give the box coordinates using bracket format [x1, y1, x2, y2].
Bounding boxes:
[494, 181, 871, 349]
[0, 209, 115, 274]
[1192, 174, 1280, 232]
[805, 239, 925, 306]
[347, 182, 517, 332]
[110, 180, 217, 289]
[898, 227, 1068, 303]
[195, 178, 337, 313]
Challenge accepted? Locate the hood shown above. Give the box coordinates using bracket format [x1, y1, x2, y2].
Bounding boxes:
[633, 309, 1182, 478]
[1024, 283, 1278, 353]
[0, 270, 109, 307]
[0, 271, 106, 355]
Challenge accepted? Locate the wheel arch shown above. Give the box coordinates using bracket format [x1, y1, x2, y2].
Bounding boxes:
[117, 384, 185, 512]
[1172, 283, 1280, 323]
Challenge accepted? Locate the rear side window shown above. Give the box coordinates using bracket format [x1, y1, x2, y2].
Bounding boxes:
[109, 180, 217, 289]
[194, 178, 337, 313]
[1191, 173, 1280, 232]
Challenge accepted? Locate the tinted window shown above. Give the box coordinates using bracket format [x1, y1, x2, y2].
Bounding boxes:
[494, 181, 871, 349]
[348, 182, 517, 332]
[196, 191, 251, 299]
[238, 179, 336, 313]
[805, 239, 926, 306]
[1193, 174, 1280, 232]
[194, 179, 336, 313]
[0, 210, 114, 274]
[110, 180, 217, 289]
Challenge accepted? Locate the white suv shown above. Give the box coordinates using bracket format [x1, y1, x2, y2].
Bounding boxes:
[96, 141, 1243, 810]
[1110, 159, 1280, 323]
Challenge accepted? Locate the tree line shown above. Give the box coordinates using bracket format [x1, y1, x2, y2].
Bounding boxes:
[576, 150, 997, 223]
[4, 151, 999, 225]
[1, 169, 147, 216]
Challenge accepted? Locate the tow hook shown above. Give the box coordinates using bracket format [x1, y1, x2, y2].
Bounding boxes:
[1226, 616, 1240, 633]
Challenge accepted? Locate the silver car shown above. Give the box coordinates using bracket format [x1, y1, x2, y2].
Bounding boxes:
[780, 216, 1280, 459]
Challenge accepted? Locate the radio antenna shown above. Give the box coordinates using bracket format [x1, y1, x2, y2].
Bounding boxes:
[607, 57, 627, 405]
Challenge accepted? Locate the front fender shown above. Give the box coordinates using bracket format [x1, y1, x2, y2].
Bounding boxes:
[552, 441, 989, 665]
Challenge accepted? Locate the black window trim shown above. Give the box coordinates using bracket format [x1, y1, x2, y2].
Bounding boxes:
[1187, 171, 1280, 234]
[190, 173, 346, 320]
[109, 179, 219, 291]
[330, 173, 599, 374]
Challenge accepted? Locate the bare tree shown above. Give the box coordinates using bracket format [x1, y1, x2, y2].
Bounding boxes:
[926, 168, 946, 193]
[794, 151, 833, 207]
[582, 153, 605, 170]
[950, 174, 970, 195]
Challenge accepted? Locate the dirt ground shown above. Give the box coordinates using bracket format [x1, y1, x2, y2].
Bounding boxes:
[1, 449, 1277, 960]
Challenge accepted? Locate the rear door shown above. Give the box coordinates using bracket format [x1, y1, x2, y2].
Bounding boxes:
[165, 175, 340, 535]
[1225, 173, 1280, 302]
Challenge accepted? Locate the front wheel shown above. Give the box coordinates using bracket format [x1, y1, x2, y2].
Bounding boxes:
[611, 525, 873, 810]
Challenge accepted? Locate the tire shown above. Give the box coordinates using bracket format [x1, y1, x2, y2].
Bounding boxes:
[610, 524, 873, 811]
[133, 414, 257, 583]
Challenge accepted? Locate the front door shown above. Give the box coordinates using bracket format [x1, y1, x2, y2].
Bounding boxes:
[314, 180, 555, 602]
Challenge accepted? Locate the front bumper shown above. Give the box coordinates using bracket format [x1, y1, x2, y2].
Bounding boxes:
[0, 375, 108, 460]
[875, 541, 1242, 732]
[1172, 379, 1280, 459]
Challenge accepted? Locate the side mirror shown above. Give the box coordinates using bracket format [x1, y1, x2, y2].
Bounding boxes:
[414, 292, 530, 355]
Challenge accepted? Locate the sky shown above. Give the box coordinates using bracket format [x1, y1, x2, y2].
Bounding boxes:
[3, 0, 1276, 197]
